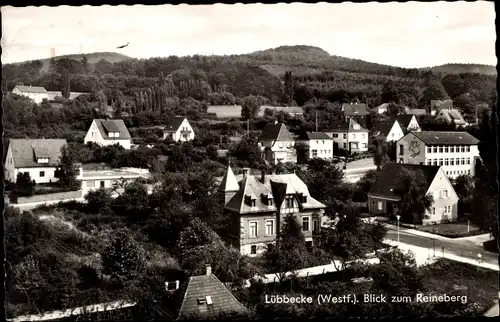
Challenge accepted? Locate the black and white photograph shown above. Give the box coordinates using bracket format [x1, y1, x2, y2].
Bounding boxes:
[2, 1, 498, 320]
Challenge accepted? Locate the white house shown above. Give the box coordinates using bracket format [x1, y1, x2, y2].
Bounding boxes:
[368, 163, 459, 225]
[80, 168, 151, 197]
[4, 139, 70, 184]
[325, 118, 369, 154]
[395, 115, 421, 133]
[296, 132, 333, 160]
[396, 131, 480, 179]
[12, 85, 48, 104]
[374, 103, 389, 114]
[162, 117, 195, 142]
[258, 121, 297, 164]
[435, 109, 468, 127]
[84, 119, 132, 150]
[370, 120, 405, 144]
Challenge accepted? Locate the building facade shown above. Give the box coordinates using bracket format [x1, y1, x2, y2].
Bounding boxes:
[219, 166, 327, 256]
[80, 168, 150, 196]
[296, 132, 333, 161]
[326, 118, 369, 154]
[368, 163, 459, 225]
[258, 122, 297, 164]
[162, 117, 195, 142]
[395, 115, 421, 133]
[396, 131, 480, 179]
[84, 119, 132, 149]
[12, 85, 49, 104]
[371, 120, 405, 144]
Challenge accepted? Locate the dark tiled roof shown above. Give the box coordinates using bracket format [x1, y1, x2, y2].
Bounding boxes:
[258, 105, 304, 116]
[95, 119, 131, 140]
[7, 139, 67, 168]
[297, 132, 332, 140]
[371, 120, 396, 137]
[165, 117, 188, 133]
[177, 272, 248, 320]
[224, 174, 325, 214]
[14, 85, 48, 93]
[395, 115, 414, 128]
[328, 118, 368, 133]
[258, 123, 294, 142]
[342, 103, 369, 116]
[411, 131, 479, 145]
[369, 163, 440, 199]
[438, 109, 466, 124]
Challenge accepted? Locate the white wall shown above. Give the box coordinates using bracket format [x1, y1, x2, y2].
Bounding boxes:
[259, 140, 296, 164]
[407, 116, 421, 131]
[386, 122, 404, 142]
[84, 120, 131, 149]
[13, 88, 48, 104]
[4, 147, 16, 182]
[326, 131, 369, 152]
[164, 119, 195, 142]
[14, 167, 60, 184]
[300, 139, 334, 160]
[424, 168, 459, 224]
[396, 133, 427, 165]
[82, 177, 136, 196]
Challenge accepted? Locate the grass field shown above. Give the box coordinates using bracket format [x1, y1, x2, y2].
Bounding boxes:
[419, 222, 483, 238]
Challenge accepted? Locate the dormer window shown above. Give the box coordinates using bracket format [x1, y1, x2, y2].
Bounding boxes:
[37, 158, 49, 164]
[261, 194, 274, 206]
[245, 194, 256, 207]
[108, 131, 120, 138]
[197, 298, 206, 305]
[298, 193, 307, 203]
[285, 195, 294, 208]
[353, 124, 360, 130]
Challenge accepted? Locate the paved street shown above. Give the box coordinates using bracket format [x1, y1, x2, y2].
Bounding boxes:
[386, 227, 499, 266]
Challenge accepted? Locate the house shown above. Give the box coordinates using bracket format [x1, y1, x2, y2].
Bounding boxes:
[258, 121, 296, 164]
[162, 117, 195, 142]
[370, 119, 404, 144]
[430, 99, 453, 116]
[80, 168, 151, 197]
[176, 266, 249, 320]
[396, 131, 480, 179]
[395, 114, 421, 132]
[368, 163, 459, 225]
[206, 105, 242, 119]
[46, 91, 88, 101]
[435, 109, 468, 127]
[84, 119, 132, 149]
[373, 103, 389, 114]
[404, 107, 427, 116]
[341, 102, 369, 121]
[296, 132, 333, 161]
[12, 85, 48, 104]
[258, 105, 304, 118]
[218, 165, 327, 256]
[4, 139, 69, 184]
[325, 118, 369, 154]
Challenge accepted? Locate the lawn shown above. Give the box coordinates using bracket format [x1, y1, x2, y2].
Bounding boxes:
[422, 258, 499, 314]
[418, 222, 484, 238]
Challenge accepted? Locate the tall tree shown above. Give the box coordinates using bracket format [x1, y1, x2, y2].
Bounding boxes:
[54, 146, 80, 189]
[373, 141, 389, 170]
[394, 169, 434, 224]
[241, 95, 260, 121]
[60, 68, 71, 99]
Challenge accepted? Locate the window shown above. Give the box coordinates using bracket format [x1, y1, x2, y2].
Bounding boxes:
[432, 207, 435, 215]
[352, 134, 356, 139]
[456, 157, 460, 165]
[332, 133, 338, 138]
[37, 158, 49, 164]
[461, 146, 465, 153]
[343, 134, 347, 139]
[302, 217, 310, 232]
[100, 181, 105, 188]
[432, 159, 437, 166]
[399, 145, 404, 155]
[312, 150, 318, 158]
[313, 218, 319, 232]
[439, 159, 443, 166]
[466, 146, 470, 152]
[249, 221, 258, 237]
[461, 158, 465, 165]
[278, 143, 283, 148]
[353, 124, 360, 130]
[439, 146, 443, 153]
[433, 146, 438, 153]
[399, 158, 403, 163]
[444, 158, 449, 166]
[87, 180, 95, 188]
[286, 196, 294, 208]
[450, 146, 454, 153]
[446, 171, 449, 175]
[466, 158, 470, 165]
[362, 143, 367, 148]
[442, 190, 448, 198]
[266, 220, 274, 235]
[343, 143, 347, 149]
[444, 146, 449, 153]
[362, 134, 366, 138]
[206, 296, 213, 306]
[377, 201, 383, 210]
[39, 171, 45, 177]
[250, 245, 257, 255]
[426, 159, 431, 165]
[427, 147, 432, 153]
[91, 132, 95, 138]
[450, 159, 454, 165]
[467, 170, 471, 175]
[322, 140, 325, 145]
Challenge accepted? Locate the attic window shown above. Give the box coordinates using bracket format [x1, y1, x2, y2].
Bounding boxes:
[261, 194, 274, 206]
[197, 298, 206, 305]
[108, 131, 120, 138]
[353, 124, 360, 130]
[206, 296, 213, 305]
[245, 195, 256, 207]
[37, 158, 49, 164]
[298, 193, 307, 203]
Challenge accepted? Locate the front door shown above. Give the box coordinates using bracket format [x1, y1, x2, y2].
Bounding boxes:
[386, 202, 394, 216]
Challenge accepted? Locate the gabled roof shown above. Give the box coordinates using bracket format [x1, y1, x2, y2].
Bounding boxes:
[342, 103, 369, 116]
[395, 115, 415, 128]
[224, 173, 325, 214]
[218, 165, 240, 192]
[14, 85, 47, 94]
[94, 119, 131, 140]
[410, 131, 479, 145]
[165, 117, 189, 133]
[371, 120, 396, 137]
[258, 122, 294, 142]
[369, 163, 441, 199]
[438, 109, 466, 124]
[7, 139, 67, 168]
[328, 118, 368, 133]
[297, 132, 332, 140]
[177, 270, 248, 320]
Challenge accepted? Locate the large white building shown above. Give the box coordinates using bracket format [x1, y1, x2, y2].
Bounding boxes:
[84, 119, 132, 150]
[4, 139, 74, 184]
[162, 117, 195, 142]
[12, 85, 49, 104]
[325, 118, 369, 154]
[258, 121, 297, 164]
[80, 168, 150, 197]
[296, 132, 333, 161]
[396, 131, 480, 179]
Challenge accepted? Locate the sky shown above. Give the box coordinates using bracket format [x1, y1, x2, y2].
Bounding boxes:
[1, 2, 497, 68]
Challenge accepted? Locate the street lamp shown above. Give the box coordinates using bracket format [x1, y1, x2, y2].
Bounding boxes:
[396, 215, 401, 246]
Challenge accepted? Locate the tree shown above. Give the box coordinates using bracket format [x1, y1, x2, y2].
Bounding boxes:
[373, 141, 389, 170]
[452, 175, 474, 217]
[296, 159, 344, 206]
[231, 134, 263, 168]
[102, 229, 147, 284]
[386, 103, 405, 117]
[472, 160, 498, 239]
[114, 181, 151, 222]
[394, 169, 434, 225]
[60, 68, 71, 99]
[85, 188, 113, 214]
[241, 95, 260, 121]
[178, 217, 219, 256]
[13, 172, 35, 197]
[354, 170, 378, 202]
[263, 214, 310, 283]
[419, 78, 450, 111]
[54, 146, 80, 189]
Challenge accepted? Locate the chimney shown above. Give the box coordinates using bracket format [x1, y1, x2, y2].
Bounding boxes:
[206, 266, 212, 276]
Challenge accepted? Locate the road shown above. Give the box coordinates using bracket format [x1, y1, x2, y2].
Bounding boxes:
[386, 227, 499, 265]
